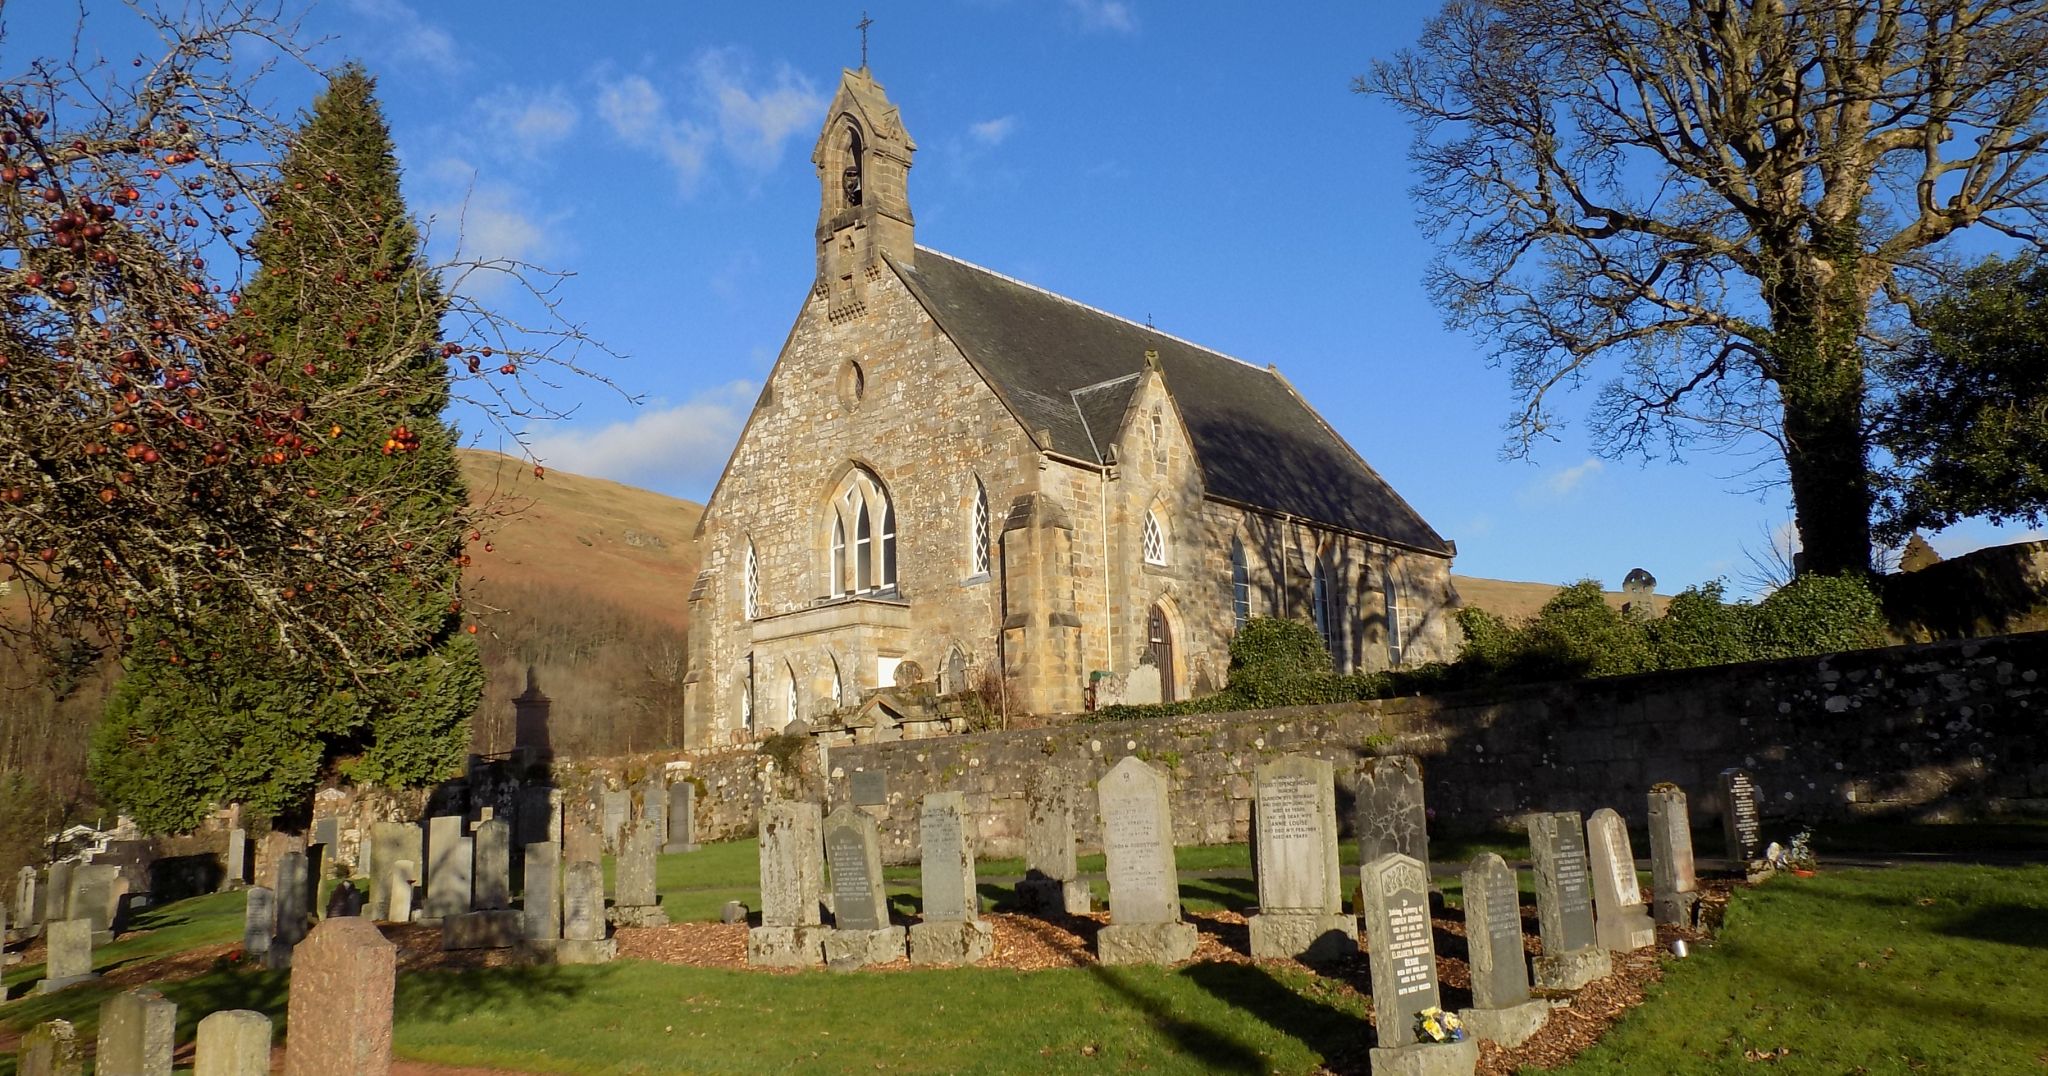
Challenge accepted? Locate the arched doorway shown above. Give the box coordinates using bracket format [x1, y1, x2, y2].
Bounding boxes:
[1148, 604, 1176, 703]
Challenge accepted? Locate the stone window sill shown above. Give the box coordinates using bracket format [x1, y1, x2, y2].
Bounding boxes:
[960, 572, 991, 587]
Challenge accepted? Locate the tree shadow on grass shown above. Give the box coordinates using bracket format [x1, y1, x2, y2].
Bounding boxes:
[1181, 961, 1371, 1074]
[395, 964, 604, 1024]
[1181, 876, 1259, 913]
[1189, 913, 1250, 956]
[1083, 961, 1269, 1073]
[1934, 903, 2048, 949]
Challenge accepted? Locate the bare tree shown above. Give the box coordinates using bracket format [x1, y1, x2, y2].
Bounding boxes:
[0, 2, 621, 673]
[1363, 0, 2048, 576]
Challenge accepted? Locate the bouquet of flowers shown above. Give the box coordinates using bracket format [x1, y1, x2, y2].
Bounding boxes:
[1414, 1006, 1466, 1044]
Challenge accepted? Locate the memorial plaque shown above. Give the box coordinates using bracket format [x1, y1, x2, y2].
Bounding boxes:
[562, 861, 605, 942]
[1463, 853, 1530, 1009]
[1254, 755, 1340, 913]
[824, 807, 887, 932]
[1360, 854, 1441, 1044]
[312, 818, 339, 849]
[1528, 811, 1596, 954]
[1099, 756, 1179, 925]
[851, 770, 886, 807]
[1721, 768, 1762, 864]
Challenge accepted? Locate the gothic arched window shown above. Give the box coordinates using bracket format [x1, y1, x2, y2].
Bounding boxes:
[785, 663, 799, 729]
[1230, 538, 1250, 628]
[1311, 557, 1333, 647]
[971, 478, 992, 576]
[744, 541, 760, 620]
[1142, 510, 1167, 566]
[842, 124, 865, 207]
[827, 467, 898, 596]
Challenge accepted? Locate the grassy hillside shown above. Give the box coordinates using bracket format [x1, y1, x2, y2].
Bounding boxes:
[1451, 574, 1670, 621]
[457, 449, 703, 757]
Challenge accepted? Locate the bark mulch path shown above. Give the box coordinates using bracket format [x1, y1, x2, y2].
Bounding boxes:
[2, 880, 1745, 1075]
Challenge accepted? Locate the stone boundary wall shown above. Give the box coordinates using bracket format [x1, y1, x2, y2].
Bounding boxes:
[809, 632, 2046, 864]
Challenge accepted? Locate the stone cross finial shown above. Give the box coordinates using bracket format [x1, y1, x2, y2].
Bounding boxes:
[857, 12, 874, 67]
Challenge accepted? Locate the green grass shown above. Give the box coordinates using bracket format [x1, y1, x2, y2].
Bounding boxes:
[1547, 865, 2048, 1074]
[1, 890, 247, 1000]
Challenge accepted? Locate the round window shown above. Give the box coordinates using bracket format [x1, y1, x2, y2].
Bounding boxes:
[838, 360, 867, 408]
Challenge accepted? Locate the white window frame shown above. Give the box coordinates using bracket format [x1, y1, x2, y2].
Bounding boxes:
[785, 663, 799, 729]
[1142, 511, 1167, 566]
[744, 542, 760, 620]
[971, 479, 992, 576]
[1230, 539, 1250, 628]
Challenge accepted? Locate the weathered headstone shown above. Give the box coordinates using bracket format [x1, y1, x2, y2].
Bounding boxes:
[312, 817, 339, 851]
[1587, 808, 1656, 952]
[275, 851, 311, 946]
[850, 769, 886, 807]
[16, 1018, 83, 1076]
[746, 800, 827, 968]
[1356, 755, 1431, 886]
[388, 862, 416, 924]
[1459, 854, 1548, 1047]
[600, 790, 629, 854]
[522, 840, 562, 944]
[440, 909, 524, 950]
[366, 822, 421, 922]
[223, 828, 249, 890]
[474, 817, 512, 911]
[194, 1010, 272, 1076]
[242, 887, 275, 957]
[16, 866, 38, 931]
[907, 792, 993, 965]
[44, 861, 73, 923]
[426, 815, 470, 920]
[34, 919, 97, 993]
[1016, 767, 1091, 915]
[69, 864, 122, 940]
[1360, 853, 1477, 1074]
[1527, 811, 1611, 990]
[1096, 757, 1198, 965]
[662, 781, 701, 854]
[96, 987, 175, 1076]
[1720, 767, 1764, 871]
[556, 860, 615, 964]
[517, 785, 557, 847]
[1647, 784, 1701, 927]
[822, 805, 904, 968]
[608, 818, 668, 927]
[1247, 755, 1356, 962]
[283, 917, 395, 1076]
[640, 776, 670, 849]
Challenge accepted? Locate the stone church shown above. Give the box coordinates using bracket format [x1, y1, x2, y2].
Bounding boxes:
[685, 66, 1457, 747]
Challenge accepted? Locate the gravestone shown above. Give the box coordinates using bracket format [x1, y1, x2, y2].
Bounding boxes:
[1647, 784, 1701, 927]
[425, 815, 470, 920]
[1016, 767, 1091, 915]
[283, 917, 395, 1076]
[640, 776, 669, 848]
[851, 769, 886, 807]
[822, 805, 905, 968]
[600, 790, 629, 854]
[1360, 853, 1477, 1074]
[746, 800, 827, 968]
[274, 851, 311, 950]
[563, 791, 602, 869]
[69, 864, 122, 940]
[474, 817, 512, 910]
[35, 919, 97, 993]
[517, 785, 557, 847]
[96, 987, 175, 1076]
[16, 1019, 83, 1076]
[556, 860, 615, 964]
[223, 828, 248, 890]
[304, 843, 326, 916]
[194, 1010, 271, 1076]
[1458, 853, 1548, 1047]
[1586, 808, 1656, 951]
[16, 867, 37, 931]
[387, 862, 416, 924]
[313, 817, 339, 851]
[242, 887, 275, 957]
[522, 840, 562, 944]
[609, 818, 668, 927]
[663, 782, 700, 854]
[1096, 757, 1198, 965]
[1356, 755, 1431, 887]
[366, 822, 421, 922]
[440, 909, 523, 950]
[1720, 768, 1764, 871]
[1247, 755, 1357, 961]
[1527, 811, 1611, 990]
[45, 861, 73, 922]
[907, 792, 994, 965]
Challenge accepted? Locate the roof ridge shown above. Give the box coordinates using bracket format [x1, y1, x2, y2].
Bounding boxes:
[913, 246, 1274, 376]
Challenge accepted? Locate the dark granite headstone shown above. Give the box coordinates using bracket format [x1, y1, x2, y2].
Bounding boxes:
[1720, 768, 1762, 865]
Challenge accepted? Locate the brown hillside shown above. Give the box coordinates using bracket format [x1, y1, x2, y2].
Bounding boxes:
[457, 449, 703, 757]
[1451, 574, 1670, 622]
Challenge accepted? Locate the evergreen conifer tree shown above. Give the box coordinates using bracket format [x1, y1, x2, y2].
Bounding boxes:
[91, 64, 481, 832]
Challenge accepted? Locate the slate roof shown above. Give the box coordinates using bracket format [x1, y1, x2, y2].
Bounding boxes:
[892, 248, 1452, 556]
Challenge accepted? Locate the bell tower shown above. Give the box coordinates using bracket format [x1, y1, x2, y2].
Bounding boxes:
[812, 66, 915, 322]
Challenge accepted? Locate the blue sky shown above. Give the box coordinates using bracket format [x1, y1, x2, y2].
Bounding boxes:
[15, 1, 2039, 595]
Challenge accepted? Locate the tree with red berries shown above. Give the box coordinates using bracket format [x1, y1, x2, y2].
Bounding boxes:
[0, 5, 615, 834]
[90, 64, 483, 831]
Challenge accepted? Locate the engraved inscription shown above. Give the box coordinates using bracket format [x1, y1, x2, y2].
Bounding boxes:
[1258, 775, 1318, 842]
[1387, 898, 1434, 996]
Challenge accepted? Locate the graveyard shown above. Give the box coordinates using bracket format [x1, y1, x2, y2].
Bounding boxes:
[4, 762, 2046, 1075]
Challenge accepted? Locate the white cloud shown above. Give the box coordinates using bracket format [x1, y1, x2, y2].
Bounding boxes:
[595, 73, 714, 190]
[969, 116, 1016, 146]
[344, 0, 464, 74]
[474, 86, 579, 157]
[1520, 457, 1604, 503]
[699, 51, 827, 171]
[526, 381, 757, 490]
[1066, 0, 1138, 34]
[420, 158, 566, 296]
